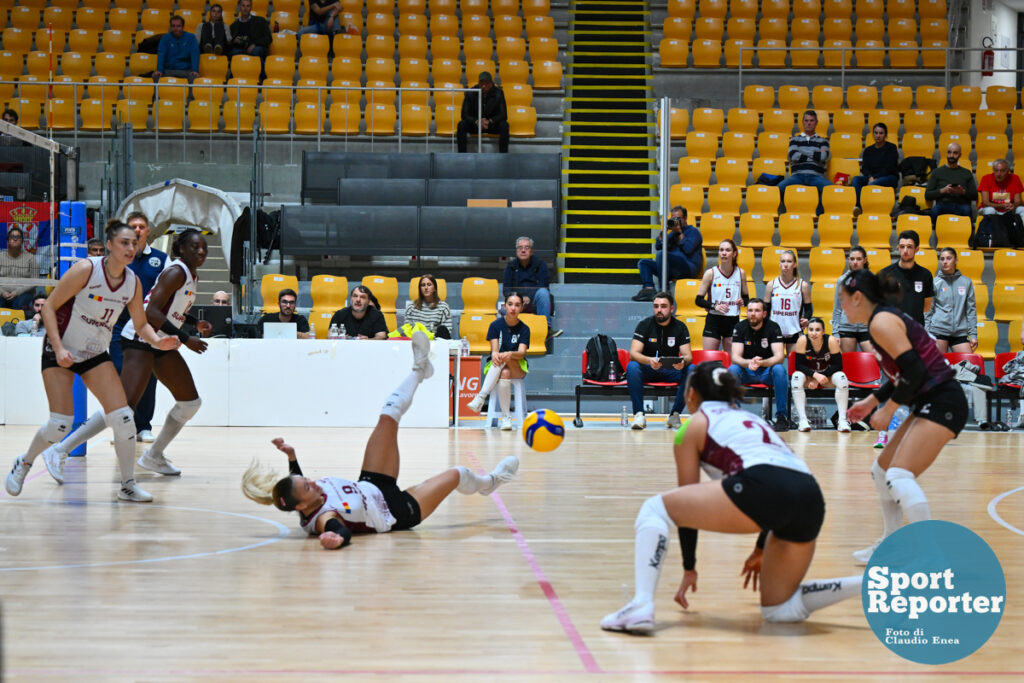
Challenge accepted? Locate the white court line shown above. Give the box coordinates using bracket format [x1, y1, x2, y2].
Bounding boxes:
[987, 486, 1024, 537]
[0, 501, 291, 572]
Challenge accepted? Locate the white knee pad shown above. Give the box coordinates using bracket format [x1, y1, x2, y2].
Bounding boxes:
[832, 371, 849, 390]
[169, 398, 202, 422]
[886, 466, 927, 509]
[761, 588, 809, 623]
[790, 371, 806, 391]
[635, 495, 673, 534]
[42, 413, 73, 443]
[105, 406, 136, 442]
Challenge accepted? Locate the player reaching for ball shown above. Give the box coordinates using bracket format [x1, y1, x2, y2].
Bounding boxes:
[601, 361, 862, 634]
[242, 331, 519, 549]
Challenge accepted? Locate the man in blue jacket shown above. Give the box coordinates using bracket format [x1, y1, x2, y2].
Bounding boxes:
[154, 15, 199, 81]
[633, 206, 701, 302]
[502, 236, 561, 339]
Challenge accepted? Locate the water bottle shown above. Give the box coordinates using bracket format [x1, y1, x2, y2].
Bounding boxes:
[328, 323, 338, 339]
[31, 318, 39, 334]
[308, 323, 316, 340]
[608, 360, 617, 382]
[621, 406, 628, 427]
[461, 336, 470, 356]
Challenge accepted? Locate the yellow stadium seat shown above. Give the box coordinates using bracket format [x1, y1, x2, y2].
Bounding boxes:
[725, 108, 759, 136]
[140, 9, 170, 33]
[756, 39, 786, 68]
[492, 0, 520, 17]
[187, 99, 219, 133]
[822, 39, 853, 68]
[939, 132, 971, 161]
[43, 98, 76, 130]
[68, 29, 99, 54]
[154, 98, 185, 131]
[777, 214, 814, 249]
[855, 17, 885, 42]
[738, 213, 775, 248]
[365, 102, 396, 135]
[692, 38, 722, 68]
[752, 157, 786, 180]
[9, 7, 41, 31]
[461, 277, 499, 316]
[721, 132, 755, 160]
[854, 40, 885, 68]
[744, 185, 780, 215]
[782, 186, 819, 215]
[295, 79, 327, 105]
[994, 250, 1024, 284]
[790, 16, 819, 41]
[902, 132, 936, 160]
[331, 33, 362, 60]
[832, 109, 866, 136]
[691, 107, 724, 134]
[904, 110, 937, 135]
[271, 33, 298, 58]
[107, 8, 138, 32]
[855, 0, 884, 18]
[328, 101, 360, 135]
[116, 98, 149, 130]
[365, 11, 395, 35]
[508, 105, 536, 138]
[699, 212, 736, 245]
[976, 110, 1008, 137]
[86, 75, 118, 103]
[921, 40, 947, 69]
[291, 102, 323, 134]
[222, 100, 255, 132]
[678, 157, 710, 186]
[896, 214, 931, 243]
[715, 157, 749, 186]
[466, 58, 496, 83]
[524, 14, 554, 39]
[859, 185, 895, 215]
[59, 52, 91, 82]
[675, 279, 705, 318]
[157, 76, 188, 105]
[993, 285, 1023, 321]
[986, 85, 1018, 112]
[761, 246, 798, 282]
[398, 13, 427, 37]
[758, 16, 787, 41]
[659, 38, 688, 67]
[823, 0, 851, 15]
[830, 132, 862, 160]
[887, 0, 915, 17]
[0, 308, 26, 324]
[707, 185, 743, 214]
[670, 184, 705, 215]
[231, 55, 262, 81]
[809, 246, 847, 281]
[822, 185, 856, 215]
[761, 109, 795, 135]
[811, 85, 843, 111]
[198, 54, 228, 81]
[723, 39, 755, 68]
[398, 34, 428, 60]
[663, 15, 692, 40]
[299, 55, 330, 82]
[855, 213, 893, 250]
[731, 0, 760, 17]
[494, 14, 523, 39]
[757, 133, 790, 164]
[309, 276, 349, 312]
[522, 0, 549, 15]
[684, 131, 718, 160]
[878, 85, 911, 113]
[743, 85, 774, 110]
[887, 41, 919, 69]
[934, 215, 971, 251]
[261, 274, 299, 313]
[823, 17, 852, 42]
[460, 314, 494, 354]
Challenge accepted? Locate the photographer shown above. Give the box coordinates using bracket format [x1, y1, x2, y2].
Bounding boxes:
[229, 0, 271, 59]
[632, 205, 702, 302]
[925, 142, 977, 225]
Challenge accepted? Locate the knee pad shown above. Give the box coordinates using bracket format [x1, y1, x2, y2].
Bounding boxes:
[761, 588, 809, 623]
[886, 466, 927, 509]
[832, 371, 849, 390]
[169, 398, 202, 422]
[105, 406, 136, 443]
[635, 495, 673, 534]
[870, 459, 889, 496]
[43, 413, 73, 443]
[791, 371, 806, 390]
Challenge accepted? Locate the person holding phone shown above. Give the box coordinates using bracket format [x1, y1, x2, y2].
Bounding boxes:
[925, 142, 977, 225]
[625, 291, 693, 430]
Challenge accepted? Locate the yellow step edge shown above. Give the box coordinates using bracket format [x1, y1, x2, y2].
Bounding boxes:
[570, 73, 651, 78]
[565, 121, 654, 127]
[561, 169, 658, 175]
[564, 237, 656, 243]
[561, 267, 642, 274]
[563, 157, 654, 164]
[563, 183, 658, 188]
[565, 209, 658, 216]
[559, 252, 654, 259]
[564, 131, 651, 138]
[565, 97, 654, 102]
[562, 224, 659, 229]
[572, 51, 655, 56]
[562, 144, 658, 150]
[564, 196, 658, 202]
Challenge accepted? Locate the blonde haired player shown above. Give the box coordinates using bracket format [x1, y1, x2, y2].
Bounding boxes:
[242, 332, 519, 549]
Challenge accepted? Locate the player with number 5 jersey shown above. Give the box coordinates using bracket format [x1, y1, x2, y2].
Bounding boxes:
[695, 239, 749, 352]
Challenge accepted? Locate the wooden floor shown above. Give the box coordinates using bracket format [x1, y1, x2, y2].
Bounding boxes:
[1, 421, 1022, 681]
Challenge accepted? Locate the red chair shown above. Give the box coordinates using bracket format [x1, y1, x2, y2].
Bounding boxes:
[944, 352, 985, 374]
[580, 347, 629, 387]
[842, 351, 881, 390]
[993, 351, 1020, 424]
[692, 349, 730, 366]
[573, 347, 682, 427]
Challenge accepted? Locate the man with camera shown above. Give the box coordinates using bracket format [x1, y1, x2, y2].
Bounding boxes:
[925, 142, 977, 225]
[632, 205, 701, 302]
[229, 0, 271, 59]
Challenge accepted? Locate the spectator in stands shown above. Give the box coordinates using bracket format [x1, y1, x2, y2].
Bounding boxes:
[503, 236, 561, 339]
[833, 246, 874, 353]
[230, 0, 272, 59]
[925, 142, 977, 224]
[925, 247, 977, 354]
[87, 238, 105, 257]
[851, 122, 899, 213]
[0, 226, 40, 312]
[403, 274, 451, 338]
[212, 290, 231, 306]
[457, 72, 509, 154]
[878, 229, 933, 326]
[978, 159, 1024, 218]
[299, 0, 342, 35]
[777, 111, 831, 215]
[154, 15, 200, 82]
[728, 298, 790, 432]
[624, 291, 693, 431]
[632, 205, 702, 302]
[258, 288, 312, 338]
[329, 285, 388, 340]
[1, 108, 27, 146]
[197, 4, 232, 55]
[14, 293, 46, 336]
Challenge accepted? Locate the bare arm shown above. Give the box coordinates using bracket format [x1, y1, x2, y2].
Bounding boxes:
[40, 259, 93, 365]
[126, 279, 180, 351]
[630, 337, 661, 369]
[730, 340, 747, 368]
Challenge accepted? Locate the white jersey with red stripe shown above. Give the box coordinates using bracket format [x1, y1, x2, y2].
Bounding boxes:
[697, 400, 810, 479]
[121, 259, 196, 343]
[768, 276, 804, 337]
[710, 266, 743, 317]
[299, 477, 397, 535]
[50, 256, 137, 362]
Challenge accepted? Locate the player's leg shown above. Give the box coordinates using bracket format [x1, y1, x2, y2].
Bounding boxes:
[6, 368, 74, 495]
[790, 371, 810, 431]
[139, 351, 202, 476]
[468, 360, 503, 413]
[496, 359, 527, 428]
[759, 536, 862, 622]
[831, 371, 851, 431]
[405, 455, 520, 518]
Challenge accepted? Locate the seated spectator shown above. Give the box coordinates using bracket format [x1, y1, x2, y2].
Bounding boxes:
[1, 108, 27, 146]
[728, 299, 790, 432]
[329, 285, 388, 339]
[790, 318, 850, 432]
[925, 247, 977, 353]
[230, 0, 271, 59]
[623, 291, 692, 431]
[212, 290, 231, 306]
[503, 236, 561, 338]
[197, 4, 232, 55]
[153, 15, 200, 82]
[467, 292, 531, 430]
[978, 158, 1024, 218]
[632, 205, 701, 301]
[14, 293, 46, 336]
[299, 0, 342, 35]
[777, 110, 832, 215]
[87, 238, 105, 257]
[851, 122, 899, 212]
[457, 72, 509, 154]
[925, 142, 977, 224]
[403, 274, 451, 338]
[258, 288, 311, 338]
[1, 226, 40, 312]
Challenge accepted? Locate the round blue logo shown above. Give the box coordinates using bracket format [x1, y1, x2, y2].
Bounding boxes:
[862, 520, 1006, 664]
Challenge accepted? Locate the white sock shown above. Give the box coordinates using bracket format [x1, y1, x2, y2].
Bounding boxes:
[633, 496, 672, 603]
[798, 575, 864, 613]
[497, 378, 512, 416]
[833, 372, 849, 417]
[106, 406, 137, 484]
[455, 466, 490, 494]
[790, 372, 807, 422]
[886, 466, 931, 524]
[22, 412, 74, 464]
[380, 371, 424, 423]
[872, 460, 903, 537]
[37, 410, 106, 461]
[149, 399, 201, 457]
[476, 362, 502, 401]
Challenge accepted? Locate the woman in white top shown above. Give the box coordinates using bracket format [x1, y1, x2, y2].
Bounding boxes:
[764, 249, 811, 352]
[42, 230, 212, 479]
[695, 239, 749, 351]
[600, 361, 861, 634]
[4, 221, 179, 503]
[242, 332, 519, 549]
[403, 274, 452, 338]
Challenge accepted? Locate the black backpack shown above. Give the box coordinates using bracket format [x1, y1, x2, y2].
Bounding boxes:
[584, 334, 623, 381]
[898, 156, 936, 186]
[970, 212, 1024, 249]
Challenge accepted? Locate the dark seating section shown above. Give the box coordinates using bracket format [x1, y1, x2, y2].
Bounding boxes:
[301, 152, 431, 204]
[337, 179, 428, 207]
[430, 153, 562, 180]
[420, 207, 555, 258]
[336, 178, 559, 209]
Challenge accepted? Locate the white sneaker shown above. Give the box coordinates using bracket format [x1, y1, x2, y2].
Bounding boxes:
[630, 412, 646, 430]
[499, 414, 513, 431]
[600, 599, 655, 634]
[410, 330, 434, 379]
[137, 449, 181, 476]
[837, 418, 852, 433]
[5, 455, 31, 496]
[42, 446, 67, 484]
[666, 412, 681, 429]
[852, 538, 883, 564]
[137, 430, 155, 443]
[797, 417, 811, 432]
[117, 479, 153, 502]
[479, 455, 519, 495]
[467, 394, 487, 413]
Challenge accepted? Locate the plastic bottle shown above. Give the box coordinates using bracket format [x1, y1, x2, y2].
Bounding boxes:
[608, 360, 617, 382]
[621, 406, 628, 427]
[31, 318, 39, 334]
[461, 336, 470, 356]
[328, 323, 338, 339]
[308, 323, 316, 339]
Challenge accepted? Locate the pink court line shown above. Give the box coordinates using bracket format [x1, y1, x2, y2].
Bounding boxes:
[0, 468, 49, 498]
[468, 453, 601, 675]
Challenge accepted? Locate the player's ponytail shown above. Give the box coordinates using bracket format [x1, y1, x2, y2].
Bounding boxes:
[241, 460, 298, 511]
[840, 268, 900, 305]
[686, 361, 745, 404]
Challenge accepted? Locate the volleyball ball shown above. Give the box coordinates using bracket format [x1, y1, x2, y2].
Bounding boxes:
[522, 409, 565, 452]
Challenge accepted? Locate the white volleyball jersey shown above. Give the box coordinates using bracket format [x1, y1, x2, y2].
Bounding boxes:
[710, 266, 743, 317]
[50, 257, 137, 362]
[697, 401, 811, 479]
[122, 260, 197, 343]
[299, 477, 397, 535]
[768, 277, 803, 337]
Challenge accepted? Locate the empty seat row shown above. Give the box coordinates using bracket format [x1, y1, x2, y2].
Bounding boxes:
[662, 15, 947, 44]
[744, 83, 1022, 113]
[666, 0, 947, 21]
[659, 37, 947, 69]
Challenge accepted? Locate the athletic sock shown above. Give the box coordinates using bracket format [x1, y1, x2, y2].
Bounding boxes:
[871, 459, 903, 537]
[106, 407, 137, 484]
[798, 575, 863, 613]
[632, 496, 672, 603]
[476, 362, 502, 401]
[28, 410, 106, 464]
[454, 466, 490, 494]
[149, 399, 201, 457]
[381, 371, 424, 423]
[22, 412, 74, 464]
[791, 373, 807, 423]
[497, 378, 512, 416]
